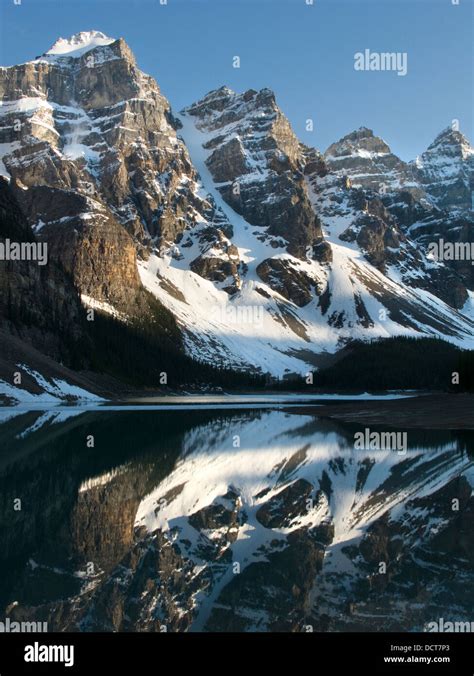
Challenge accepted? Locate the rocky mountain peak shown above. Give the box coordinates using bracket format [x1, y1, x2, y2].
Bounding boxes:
[45, 31, 115, 57]
[181, 86, 322, 259]
[416, 126, 473, 210]
[325, 127, 391, 160]
[427, 126, 473, 155]
[182, 86, 279, 128]
[0, 31, 216, 314]
[420, 126, 474, 168]
[355, 125, 374, 136]
[206, 85, 234, 96]
[342, 126, 376, 142]
[183, 85, 299, 168]
[44, 30, 116, 58]
[184, 85, 235, 115]
[322, 127, 411, 193]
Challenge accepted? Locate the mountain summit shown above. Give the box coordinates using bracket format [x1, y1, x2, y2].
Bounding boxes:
[0, 32, 473, 386]
[44, 30, 116, 58]
[416, 126, 474, 210]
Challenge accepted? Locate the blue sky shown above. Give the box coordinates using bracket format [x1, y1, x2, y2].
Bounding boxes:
[0, 0, 472, 160]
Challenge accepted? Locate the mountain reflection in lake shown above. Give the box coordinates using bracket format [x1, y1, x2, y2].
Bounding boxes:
[0, 407, 473, 632]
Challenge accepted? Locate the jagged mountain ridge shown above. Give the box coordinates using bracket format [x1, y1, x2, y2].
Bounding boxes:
[1, 31, 473, 379]
[321, 125, 474, 304]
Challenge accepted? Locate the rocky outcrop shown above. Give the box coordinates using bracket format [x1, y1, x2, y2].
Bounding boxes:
[356, 215, 400, 269]
[189, 488, 243, 547]
[190, 232, 241, 294]
[256, 258, 321, 307]
[205, 528, 325, 632]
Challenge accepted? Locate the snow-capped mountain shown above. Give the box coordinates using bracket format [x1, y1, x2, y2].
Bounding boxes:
[44, 30, 116, 58]
[320, 126, 474, 311]
[1, 31, 473, 380]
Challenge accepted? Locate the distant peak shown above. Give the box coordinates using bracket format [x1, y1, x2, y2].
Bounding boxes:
[329, 127, 379, 146]
[430, 125, 470, 147]
[44, 31, 116, 58]
[181, 86, 236, 116]
[328, 127, 376, 146]
[216, 85, 235, 95]
[202, 86, 235, 101]
[183, 85, 279, 116]
[350, 127, 375, 140]
[325, 127, 392, 159]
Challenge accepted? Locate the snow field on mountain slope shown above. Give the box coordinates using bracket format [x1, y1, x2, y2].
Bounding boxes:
[139, 113, 414, 375]
[306, 177, 474, 343]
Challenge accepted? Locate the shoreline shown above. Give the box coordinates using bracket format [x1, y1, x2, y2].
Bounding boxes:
[287, 393, 474, 429]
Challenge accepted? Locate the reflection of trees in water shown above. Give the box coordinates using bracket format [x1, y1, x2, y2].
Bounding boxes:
[455, 430, 474, 460]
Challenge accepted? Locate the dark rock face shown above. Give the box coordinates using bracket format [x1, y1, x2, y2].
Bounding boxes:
[183, 87, 324, 259]
[0, 178, 32, 241]
[190, 255, 240, 294]
[312, 239, 332, 263]
[301, 145, 328, 178]
[0, 178, 85, 361]
[190, 233, 241, 294]
[13, 184, 142, 312]
[189, 488, 242, 543]
[356, 216, 399, 270]
[206, 136, 249, 183]
[70, 474, 146, 575]
[256, 258, 321, 307]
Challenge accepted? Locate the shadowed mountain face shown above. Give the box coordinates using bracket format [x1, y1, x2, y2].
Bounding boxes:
[0, 178, 87, 363]
[0, 31, 473, 386]
[0, 407, 472, 632]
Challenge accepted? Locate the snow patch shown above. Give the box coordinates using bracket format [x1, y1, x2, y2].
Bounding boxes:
[45, 31, 115, 58]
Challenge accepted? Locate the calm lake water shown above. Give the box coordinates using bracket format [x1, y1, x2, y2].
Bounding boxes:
[0, 402, 472, 632]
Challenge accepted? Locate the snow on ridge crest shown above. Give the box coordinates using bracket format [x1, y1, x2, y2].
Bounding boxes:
[45, 30, 115, 58]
